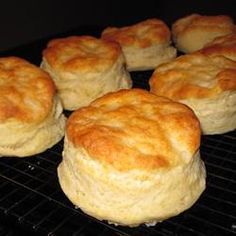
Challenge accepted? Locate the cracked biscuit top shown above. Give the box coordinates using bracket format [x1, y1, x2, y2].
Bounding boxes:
[42, 36, 123, 75]
[0, 56, 55, 123]
[149, 53, 236, 100]
[66, 89, 200, 171]
[102, 18, 171, 48]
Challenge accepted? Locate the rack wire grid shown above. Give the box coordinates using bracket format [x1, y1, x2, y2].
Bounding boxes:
[0, 35, 236, 236]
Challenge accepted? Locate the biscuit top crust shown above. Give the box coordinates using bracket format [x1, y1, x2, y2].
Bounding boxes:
[101, 18, 171, 48]
[43, 36, 122, 74]
[199, 33, 236, 59]
[172, 14, 235, 38]
[67, 89, 200, 171]
[149, 53, 236, 100]
[0, 57, 55, 123]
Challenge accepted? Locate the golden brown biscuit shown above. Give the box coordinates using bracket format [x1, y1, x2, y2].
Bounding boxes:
[0, 57, 66, 157]
[41, 36, 132, 110]
[149, 53, 236, 134]
[198, 33, 236, 61]
[172, 14, 236, 53]
[58, 88, 206, 227]
[101, 18, 176, 71]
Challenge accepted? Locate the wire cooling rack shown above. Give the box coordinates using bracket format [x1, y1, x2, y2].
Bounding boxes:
[0, 32, 236, 236]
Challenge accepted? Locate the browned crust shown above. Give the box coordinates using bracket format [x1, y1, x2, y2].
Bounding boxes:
[101, 18, 171, 48]
[172, 14, 235, 38]
[0, 57, 55, 123]
[199, 33, 236, 60]
[67, 89, 200, 171]
[149, 54, 236, 100]
[42, 36, 122, 74]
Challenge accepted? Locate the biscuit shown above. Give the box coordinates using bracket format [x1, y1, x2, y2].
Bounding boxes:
[198, 33, 236, 61]
[149, 53, 236, 134]
[101, 18, 176, 71]
[41, 36, 132, 110]
[172, 14, 236, 53]
[0, 57, 66, 157]
[58, 88, 206, 227]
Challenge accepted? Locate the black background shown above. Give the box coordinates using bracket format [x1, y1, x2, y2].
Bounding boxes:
[0, 0, 235, 51]
[0, 0, 235, 235]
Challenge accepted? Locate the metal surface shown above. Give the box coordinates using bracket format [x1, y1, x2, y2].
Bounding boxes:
[0, 40, 236, 236]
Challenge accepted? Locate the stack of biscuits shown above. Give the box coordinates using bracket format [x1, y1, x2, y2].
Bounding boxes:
[1, 13, 236, 227]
